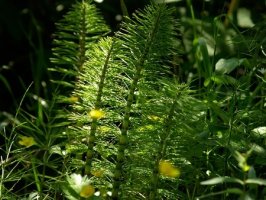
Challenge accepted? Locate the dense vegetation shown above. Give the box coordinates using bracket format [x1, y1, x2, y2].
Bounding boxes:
[1, 0, 266, 199]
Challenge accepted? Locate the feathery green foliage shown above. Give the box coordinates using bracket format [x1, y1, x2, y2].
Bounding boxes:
[1, 0, 266, 199]
[60, 2, 206, 199]
[49, 0, 110, 92]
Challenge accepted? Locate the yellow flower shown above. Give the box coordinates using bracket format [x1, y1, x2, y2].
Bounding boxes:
[159, 160, 180, 178]
[242, 163, 251, 172]
[80, 184, 95, 198]
[89, 109, 105, 120]
[18, 136, 36, 148]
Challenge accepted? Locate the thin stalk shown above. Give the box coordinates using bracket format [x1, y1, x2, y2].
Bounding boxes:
[186, 0, 197, 38]
[120, 0, 129, 19]
[224, 0, 240, 27]
[112, 66, 142, 199]
[32, 158, 42, 197]
[112, 6, 164, 199]
[223, 91, 236, 198]
[85, 41, 115, 176]
[149, 92, 179, 199]
[77, 2, 87, 70]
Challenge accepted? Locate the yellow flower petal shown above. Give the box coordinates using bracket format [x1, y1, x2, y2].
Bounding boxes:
[159, 160, 180, 178]
[18, 136, 36, 148]
[80, 184, 95, 198]
[89, 109, 105, 120]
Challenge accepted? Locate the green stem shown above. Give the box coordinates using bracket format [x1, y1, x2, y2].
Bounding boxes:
[85, 41, 114, 176]
[149, 92, 179, 199]
[120, 0, 129, 19]
[77, 2, 87, 70]
[112, 66, 142, 199]
[32, 157, 42, 196]
[186, 0, 197, 38]
[112, 5, 165, 198]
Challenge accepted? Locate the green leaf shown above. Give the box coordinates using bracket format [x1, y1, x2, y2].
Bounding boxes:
[61, 182, 81, 200]
[49, 145, 64, 156]
[215, 58, 249, 74]
[201, 177, 244, 185]
[245, 178, 266, 185]
[248, 167, 257, 179]
[252, 127, 266, 137]
[237, 8, 255, 28]
[226, 188, 244, 194]
[204, 74, 238, 86]
[194, 37, 212, 78]
[203, 78, 211, 87]
[210, 75, 224, 84]
[208, 101, 229, 123]
[197, 188, 243, 199]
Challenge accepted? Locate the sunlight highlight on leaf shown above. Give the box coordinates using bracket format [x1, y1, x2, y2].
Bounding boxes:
[148, 115, 163, 122]
[91, 169, 104, 177]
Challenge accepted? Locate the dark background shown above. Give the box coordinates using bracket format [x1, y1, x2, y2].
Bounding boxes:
[0, 0, 265, 113]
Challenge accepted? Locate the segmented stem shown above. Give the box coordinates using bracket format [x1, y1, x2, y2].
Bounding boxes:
[149, 89, 183, 199]
[85, 40, 115, 176]
[112, 5, 165, 199]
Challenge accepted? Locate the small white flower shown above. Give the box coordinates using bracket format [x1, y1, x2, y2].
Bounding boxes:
[71, 173, 83, 186]
[67, 173, 90, 193]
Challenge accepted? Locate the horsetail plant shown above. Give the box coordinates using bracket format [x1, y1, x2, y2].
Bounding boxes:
[49, 0, 110, 99]
[51, 0, 207, 199]
[111, 4, 180, 198]
[49, 0, 111, 177]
